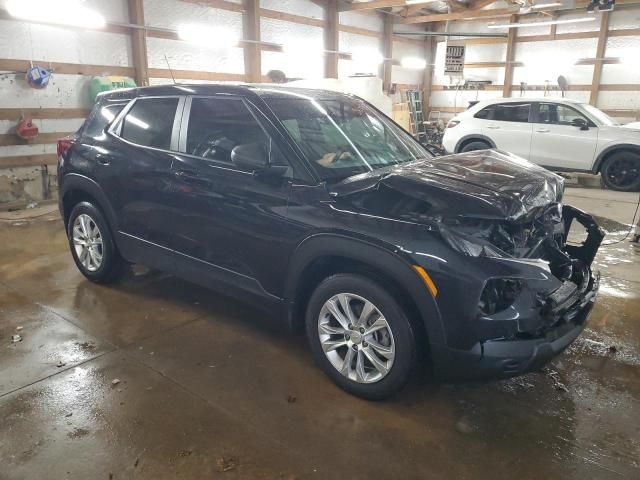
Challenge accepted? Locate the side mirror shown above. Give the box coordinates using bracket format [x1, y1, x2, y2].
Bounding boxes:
[571, 118, 589, 130]
[231, 142, 269, 171]
[231, 142, 288, 177]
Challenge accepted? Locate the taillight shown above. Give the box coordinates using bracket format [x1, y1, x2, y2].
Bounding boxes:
[447, 120, 460, 128]
[57, 137, 75, 157]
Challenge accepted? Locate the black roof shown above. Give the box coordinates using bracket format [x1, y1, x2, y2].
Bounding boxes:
[98, 83, 353, 103]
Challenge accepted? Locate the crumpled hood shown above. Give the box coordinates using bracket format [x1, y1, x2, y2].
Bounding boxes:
[331, 149, 564, 222]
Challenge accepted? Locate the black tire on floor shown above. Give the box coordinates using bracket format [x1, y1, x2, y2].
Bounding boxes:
[460, 140, 491, 153]
[67, 201, 125, 283]
[600, 151, 640, 192]
[305, 274, 416, 400]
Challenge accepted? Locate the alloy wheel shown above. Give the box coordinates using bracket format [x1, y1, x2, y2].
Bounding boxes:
[605, 157, 640, 189]
[318, 293, 395, 384]
[72, 214, 104, 272]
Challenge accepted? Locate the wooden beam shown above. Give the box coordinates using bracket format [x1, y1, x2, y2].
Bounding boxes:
[0, 154, 57, 169]
[128, 0, 149, 86]
[502, 14, 518, 98]
[422, 36, 435, 116]
[148, 68, 246, 82]
[324, 0, 339, 78]
[181, 0, 244, 13]
[382, 12, 393, 93]
[401, 7, 517, 23]
[0, 132, 73, 147]
[260, 9, 324, 27]
[243, 0, 262, 83]
[0, 59, 134, 77]
[0, 108, 89, 120]
[590, 11, 610, 106]
[350, 0, 406, 11]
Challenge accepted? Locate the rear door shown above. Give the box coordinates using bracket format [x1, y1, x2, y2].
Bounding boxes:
[477, 102, 534, 160]
[166, 95, 297, 298]
[106, 96, 185, 251]
[529, 102, 599, 170]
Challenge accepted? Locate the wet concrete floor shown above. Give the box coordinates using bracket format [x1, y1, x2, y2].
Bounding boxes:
[1, 187, 639, 479]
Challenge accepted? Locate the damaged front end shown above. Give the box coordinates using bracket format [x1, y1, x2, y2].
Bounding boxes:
[435, 202, 604, 377]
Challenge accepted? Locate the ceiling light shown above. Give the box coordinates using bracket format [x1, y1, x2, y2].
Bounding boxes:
[351, 48, 384, 66]
[400, 57, 427, 69]
[283, 41, 324, 58]
[177, 24, 240, 48]
[531, 2, 563, 8]
[488, 17, 596, 29]
[6, 0, 106, 29]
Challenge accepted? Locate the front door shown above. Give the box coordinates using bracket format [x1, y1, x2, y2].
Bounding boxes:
[478, 101, 534, 160]
[529, 102, 599, 170]
[167, 95, 295, 297]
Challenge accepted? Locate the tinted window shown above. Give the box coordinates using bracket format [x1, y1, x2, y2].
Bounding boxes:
[538, 103, 589, 126]
[475, 103, 531, 123]
[121, 98, 179, 150]
[83, 103, 126, 138]
[185, 97, 283, 167]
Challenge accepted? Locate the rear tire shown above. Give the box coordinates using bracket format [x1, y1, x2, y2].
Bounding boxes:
[305, 274, 416, 400]
[600, 152, 640, 191]
[67, 201, 125, 283]
[460, 140, 491, 153]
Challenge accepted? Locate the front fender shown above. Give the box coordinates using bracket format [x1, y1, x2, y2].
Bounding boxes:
[284, 233, 446, 348]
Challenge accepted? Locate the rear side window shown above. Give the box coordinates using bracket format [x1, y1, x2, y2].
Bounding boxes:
[121, 98, 179, 150]
[475, 103, 531, 123]
[83, 103, 126, 138]
[184, 97, 281, 166]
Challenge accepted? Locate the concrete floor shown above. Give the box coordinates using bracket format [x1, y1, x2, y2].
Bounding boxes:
[1, 187, 639, 480]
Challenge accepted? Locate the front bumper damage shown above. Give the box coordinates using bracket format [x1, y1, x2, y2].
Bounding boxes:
[431, 205, 605, 380]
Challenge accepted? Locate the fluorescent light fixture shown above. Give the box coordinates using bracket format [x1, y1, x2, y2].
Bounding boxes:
[283, 41, 324, 58]
[177, 24, 240, 48]
[400, 57, 427, 69]
[488, 17, 596, 29]
[350, 48, 384, 67]
[6, 0, 106, 29]
[532, 2, 563, 8]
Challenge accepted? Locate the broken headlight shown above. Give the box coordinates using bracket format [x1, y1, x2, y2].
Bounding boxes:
[438, 224, 508, 258]
[479, 278, 523, 316]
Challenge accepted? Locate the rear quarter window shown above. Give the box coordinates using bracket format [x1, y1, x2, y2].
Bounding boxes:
[83, 103, 127, 139]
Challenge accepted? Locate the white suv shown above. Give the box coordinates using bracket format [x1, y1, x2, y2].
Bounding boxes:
[442, 97, 640, 191]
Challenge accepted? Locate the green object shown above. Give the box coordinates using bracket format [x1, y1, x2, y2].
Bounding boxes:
[89, 76, 137, 102]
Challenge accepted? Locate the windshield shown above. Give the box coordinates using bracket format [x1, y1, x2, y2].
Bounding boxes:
[263, 93, 431, 181]
[581, 104, 619, 126]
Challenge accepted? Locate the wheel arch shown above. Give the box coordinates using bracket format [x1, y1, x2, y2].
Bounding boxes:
[592, 143, 640, 174]
[284, 234, 445, 352]
[60, 173, 118, 230]
[454, 134, 496, 153]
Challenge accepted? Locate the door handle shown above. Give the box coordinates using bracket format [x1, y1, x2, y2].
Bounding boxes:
[172, 169, 209, 186]
[95, 153, 112, 165]
[536, 128, 550, 133]
[486, 125, 500, 129]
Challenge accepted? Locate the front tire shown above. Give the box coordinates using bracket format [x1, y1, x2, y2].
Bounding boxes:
[460, 140, 491, 153]
[67, 201, 125, 283]
[600, 152, 640, 191]
[305, 274, 416, 400]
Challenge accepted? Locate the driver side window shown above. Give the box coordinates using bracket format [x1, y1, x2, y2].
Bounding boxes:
[538, 103, 589, 126]
[184, 97, 287, 171]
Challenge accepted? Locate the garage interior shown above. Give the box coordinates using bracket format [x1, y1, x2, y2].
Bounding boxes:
[1, 0, 640, 478]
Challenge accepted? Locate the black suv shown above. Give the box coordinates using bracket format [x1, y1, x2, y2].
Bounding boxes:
[58, 84, 604, 399]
